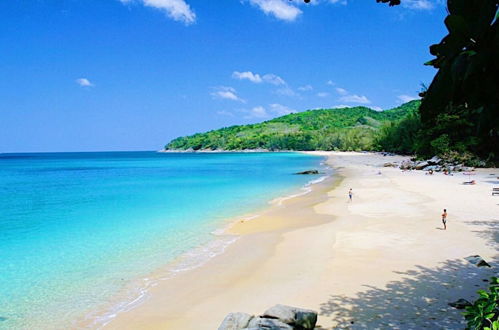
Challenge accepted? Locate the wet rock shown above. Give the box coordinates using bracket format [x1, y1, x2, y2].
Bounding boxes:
[219, 313, 254, 330]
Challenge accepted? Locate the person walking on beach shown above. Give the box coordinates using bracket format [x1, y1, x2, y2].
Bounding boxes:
[348, 188, 353, 202]
[441, 209, 447, 230]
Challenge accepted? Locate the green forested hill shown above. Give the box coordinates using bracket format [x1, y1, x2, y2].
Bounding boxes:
[165, 100, 420, 151]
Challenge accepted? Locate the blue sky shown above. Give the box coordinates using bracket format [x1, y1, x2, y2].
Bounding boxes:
[0, 0, 448, 152]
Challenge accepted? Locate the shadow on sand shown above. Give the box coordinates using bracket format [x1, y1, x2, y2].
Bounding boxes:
[319, 256, 498, 329]
[466, 219, 499, 250]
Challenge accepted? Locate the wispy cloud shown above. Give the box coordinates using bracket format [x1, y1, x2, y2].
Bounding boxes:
[317, 92, 330, 98]
[326, 80, 335, 86]
[248, 0, 302, 21]
[402, 0, 435, 10]
[270, 103, 296, 115]
[262, 74, 286, 86]
[335, 87, 347, 95]
[232, 71, 262, 83]
[339, 94, 371, 104]
[244, 106, 269, 119]
[120, 0, 196, 25]
[329, 0, 347, 5]
[334, 87, 371, 104]
[274, 86, 298, 97]
[332, 104, 351, 109]
[398, 94, 419, 103]
[297, 85, 313, 91]
[76, 78, 94, 87]
[232, 71, 286, 85]
[370, 106, 383, 111]
[211, 86, 245, 102]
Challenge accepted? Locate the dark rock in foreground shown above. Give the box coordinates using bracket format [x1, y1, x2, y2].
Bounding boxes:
[295, 170, 319, 175]
[448, 298, 472, 309]
[465, 255, 491, 268]
[219, 304, 318, 330]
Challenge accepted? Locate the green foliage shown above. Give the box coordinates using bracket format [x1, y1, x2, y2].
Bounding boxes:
[463, 277, 499, 330]
[416, 0, 499, 161]
[375, 107, 421, 155]
[165, 101, 420, 151]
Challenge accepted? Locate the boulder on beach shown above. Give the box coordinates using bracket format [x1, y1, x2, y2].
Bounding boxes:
[219, 304, 318, 330]
[295, 170, 319, 175]
[218, 313, 254, 330]
[262, 304, 296, 324]
[248, 317, 293, 329]
[263, 305, 317, 329]
[428, 156, 443, 165]
[415, 161, 429, 170]
[464, 255, 491, 268]
[399, 160, 415, 170]
[383, 162, 398, 167]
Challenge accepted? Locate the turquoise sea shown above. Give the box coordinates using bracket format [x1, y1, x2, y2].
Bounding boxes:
[0, 151, 326, 329]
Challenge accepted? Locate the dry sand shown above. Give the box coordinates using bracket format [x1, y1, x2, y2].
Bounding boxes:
[102, 152, 498, 329]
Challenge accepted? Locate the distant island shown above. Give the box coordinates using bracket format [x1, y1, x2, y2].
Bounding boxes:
[164, 101, 420, 152]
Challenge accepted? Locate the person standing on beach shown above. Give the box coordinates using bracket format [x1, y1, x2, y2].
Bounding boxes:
[442, 209, 447, 230]
[348, 188, 353, 202]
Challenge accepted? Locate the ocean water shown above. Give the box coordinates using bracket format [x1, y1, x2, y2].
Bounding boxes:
[0, 151, 325, 329]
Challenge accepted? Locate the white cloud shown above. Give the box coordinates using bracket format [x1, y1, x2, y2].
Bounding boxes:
[329, 0, 347, 5]
[334, 87, 371, 104]
[402, 0, 434, 10]
[326, 80, 335, 86]
[211, 87, 245, 102]
[317, 92, 330, 98]
[335, 87, 348, 95]
[398, 94, 419, 103]
[248, 0, 302, 21]
[76, 78, 94, 87]
[120, 0, 196, 24]
[232, 71, 263, 83]
[332, 104, 351, 109]
[269, 103, 296, 115]
[339, 94, 371, 104]
[371, 106, 383, 111]
[262, 74, 286, 86]
[297, 85, 313, 91]
[244, 106, 269, 119]
[232, 71, 286, 85]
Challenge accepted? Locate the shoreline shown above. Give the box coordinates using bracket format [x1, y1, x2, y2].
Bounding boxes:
[81, 153, 333, 329]
[99, 151, 498, 329]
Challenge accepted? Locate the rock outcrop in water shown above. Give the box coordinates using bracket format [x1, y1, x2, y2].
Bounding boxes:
[295, 170, 319, 175]
[218, 304, 318, 330]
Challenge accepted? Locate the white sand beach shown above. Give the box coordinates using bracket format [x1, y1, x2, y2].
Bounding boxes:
[101, 152, 498, 329]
